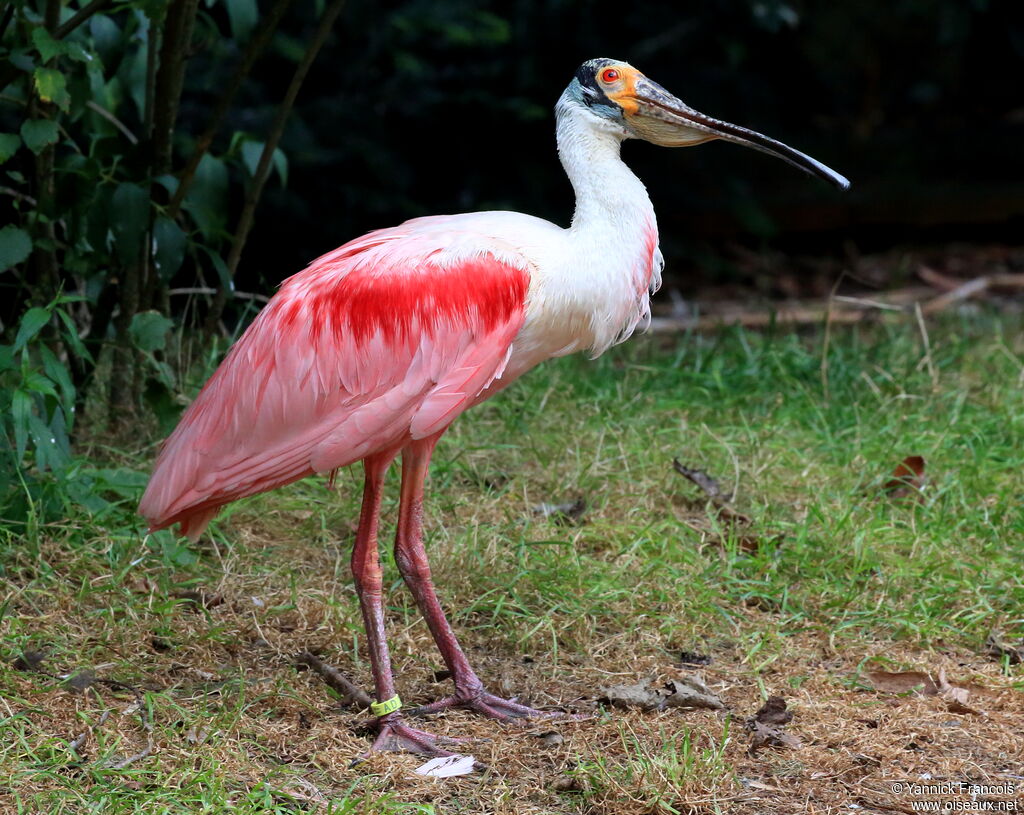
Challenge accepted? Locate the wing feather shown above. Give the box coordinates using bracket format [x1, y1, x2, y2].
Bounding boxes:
[140, 222, 531, 537]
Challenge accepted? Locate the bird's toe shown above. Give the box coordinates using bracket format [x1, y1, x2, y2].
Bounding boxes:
[365, 715, 464, 759]
[409, 690, 557, 721]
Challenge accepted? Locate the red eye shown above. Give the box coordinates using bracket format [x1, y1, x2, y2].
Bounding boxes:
[601, 68, 620, 83]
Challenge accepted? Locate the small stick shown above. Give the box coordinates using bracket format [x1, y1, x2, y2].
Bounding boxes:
[671, 459, 752, 525]
[921, 276, 991, 315]
[648, 307, 869, 333]
[85, 101, 139, 144]
[167, 287, 270, 303]
[917, 264, 963, 291]
[297, 652, 373, 710]
[69, 707, 111, 753]
[102, 740, 154, 770]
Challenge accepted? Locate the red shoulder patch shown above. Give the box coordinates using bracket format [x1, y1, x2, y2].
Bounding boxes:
[303, 255, 529, 347]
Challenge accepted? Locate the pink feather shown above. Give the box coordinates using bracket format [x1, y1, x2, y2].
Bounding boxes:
[139, 219, 530, 538]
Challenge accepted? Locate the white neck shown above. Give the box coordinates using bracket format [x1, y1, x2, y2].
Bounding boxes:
[555, 96, 656, 234]
[529, 94, 662, 359]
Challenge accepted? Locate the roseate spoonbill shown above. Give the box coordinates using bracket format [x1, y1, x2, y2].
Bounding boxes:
[140, 58, 848, 756]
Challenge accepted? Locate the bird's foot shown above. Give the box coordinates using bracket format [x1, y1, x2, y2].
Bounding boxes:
[365, 713, 462, 758]
[409, 688, 554, 721]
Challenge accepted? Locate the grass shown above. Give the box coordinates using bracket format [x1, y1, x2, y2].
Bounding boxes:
[2, 310, 1023, 813]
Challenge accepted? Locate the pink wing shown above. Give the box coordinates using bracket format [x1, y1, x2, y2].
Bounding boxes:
[139, 219, 531, 538]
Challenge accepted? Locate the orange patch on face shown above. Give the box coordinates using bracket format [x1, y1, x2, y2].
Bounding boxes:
[602, 66, 642, 115]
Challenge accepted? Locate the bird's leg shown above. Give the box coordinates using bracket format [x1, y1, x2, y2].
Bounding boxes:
[394, 437, 550, 721]
[351, 453, 454, 757]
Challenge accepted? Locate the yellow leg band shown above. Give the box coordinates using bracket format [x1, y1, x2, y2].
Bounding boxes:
[370, 695, 402, 717]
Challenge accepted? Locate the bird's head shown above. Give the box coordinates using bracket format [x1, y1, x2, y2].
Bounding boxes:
[564, 58, 849, 190]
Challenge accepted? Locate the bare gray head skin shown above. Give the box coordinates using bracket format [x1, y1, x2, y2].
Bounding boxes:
[563, 57, 850, 191]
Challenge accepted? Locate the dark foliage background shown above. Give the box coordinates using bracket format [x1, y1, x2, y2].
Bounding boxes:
[243, 0, 1024, 287]
[0, 0, 1022, 523]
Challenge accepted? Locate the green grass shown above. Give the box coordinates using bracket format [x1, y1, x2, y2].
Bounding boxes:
[2, 311, 1023, 813]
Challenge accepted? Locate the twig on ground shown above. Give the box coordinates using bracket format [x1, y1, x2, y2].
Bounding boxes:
[918, 264, 967, 291]
[648, 308, 869, 333]
[921, 272, 1024, 315]
[671, 459, 751, 525]
[297, 651, 374, 710]
[832, 294, 908, 311]
[102, 740, 154, 770]
[69, 706, 111, 754]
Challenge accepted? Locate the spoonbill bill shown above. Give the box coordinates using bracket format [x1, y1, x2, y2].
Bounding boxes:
[140, 58, 848, 756]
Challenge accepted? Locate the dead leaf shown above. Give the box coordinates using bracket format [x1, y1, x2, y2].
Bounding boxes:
[937, 668, 986, 716]
[600, 674, 724, 712]
[985, 633, 1024, 665]
[867, 670, 938, 695]
[742, 779, 784, 792]
[185, 725, 212, 744]
[600, 679, 664, 711]
[672, 459, 752, 524]
[753, 695, 793, 726]
[534, 731, 564, 747]
[663, 676, 725, 710]
[531, 498, 587, 525]
[551, 776, 584, 793]
[735, 534, 769, 552]
[746, 696, 800, 755]
[866, 669, 989, 712]
[882, 455, 926, 498]
[673, 462, 731, 501]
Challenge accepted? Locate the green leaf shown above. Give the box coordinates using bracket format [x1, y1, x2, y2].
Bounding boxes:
[272, 147, 288, 187]
[11, 389, 32, 459]
[89, 15, 122, 64]
[20, 119, 59, 154]
[154, 174, 180, 197]
[28, 412, 70, 473]
[0, 133, 21, 164]
[162, 538, 198, 567]
[153, 217, 186, 281]
[31, 28, 68, 63]
[240, 140, 262, 177]
[65, 473, 112, 514]
[110, 182, 150, 264]
[0, 226, 32, 272]
[0, 344, 14, 371]
[199, 244, 231, 289]
[14, 307, 51, 351]
[55, 308, 93, 363]
[63, 42, 93, 64]
[129, 310, 174, 353]
[23, 369, 58, 399]
[183, 155, 228, 239]
[240, 141, 288, 186]
[40, 345, 76, 411]
[34, 67, 71, 111]
[86, 467, 150, 495]
[225, 0, 258, 41]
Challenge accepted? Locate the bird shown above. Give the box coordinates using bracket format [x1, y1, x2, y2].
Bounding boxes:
[140, 58, 848, 757]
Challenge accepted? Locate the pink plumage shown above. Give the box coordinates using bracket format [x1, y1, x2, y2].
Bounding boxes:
[139, 217, 530, 538]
